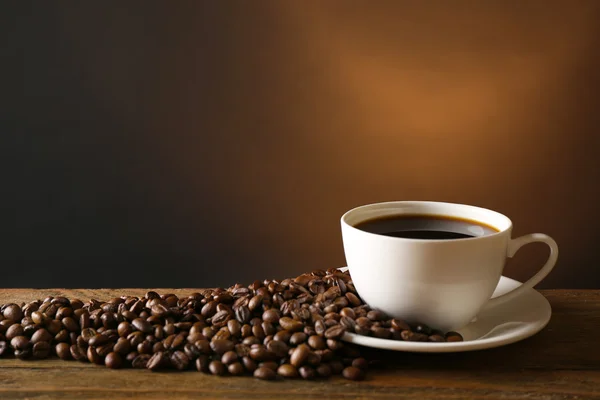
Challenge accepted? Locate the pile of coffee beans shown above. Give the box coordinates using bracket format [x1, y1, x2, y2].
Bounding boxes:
[0, 269, 462, 380]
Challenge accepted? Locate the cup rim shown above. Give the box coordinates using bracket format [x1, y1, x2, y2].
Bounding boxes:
[341, 200, 512, 243]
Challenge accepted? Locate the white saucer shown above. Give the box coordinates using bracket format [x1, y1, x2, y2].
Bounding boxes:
[340, 270, 552, 353]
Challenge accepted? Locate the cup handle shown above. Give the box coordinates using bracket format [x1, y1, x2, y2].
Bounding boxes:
[486, 233, 559, 307]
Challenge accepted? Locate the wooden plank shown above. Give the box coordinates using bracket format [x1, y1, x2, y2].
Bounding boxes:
[0, 289, 599, 399]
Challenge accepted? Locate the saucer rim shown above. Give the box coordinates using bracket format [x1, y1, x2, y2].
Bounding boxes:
[337, 267, 552, 353]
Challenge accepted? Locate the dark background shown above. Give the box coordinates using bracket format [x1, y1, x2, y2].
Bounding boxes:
[1, 1, 599, 288]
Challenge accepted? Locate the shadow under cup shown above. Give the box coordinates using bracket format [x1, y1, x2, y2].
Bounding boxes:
[340, 201, 515, 332]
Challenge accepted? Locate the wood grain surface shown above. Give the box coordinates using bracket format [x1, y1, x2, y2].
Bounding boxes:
[0, 289, 598, 400]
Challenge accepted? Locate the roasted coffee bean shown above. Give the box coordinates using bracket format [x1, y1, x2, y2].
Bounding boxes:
[132, 354, 150, 369]
[209, 360, 226, 376]
[307, 335, 326, 350]
[221, 350, 238, 365]
[210, 339, 234, 355]
[429, 334, 446, 342]
[55, 342, 71, 360]
[15, 348, 32, 359]
[259, 361, 279, 371]
[262, 309, 280, 323]
[147, 352, 166, 371]
[87, 346, 102, 365]
[266, 340, 289, 358]
[261, 321, 276, 336]
[3, 304, 23, 322]
[314, 320, 326, 336]
[290, 344, 310, 367]
[137, 341, 152, 354]
[249, 345, 273, 362]
[6, 324, 24, 340]
[352, 357, 369, 370]
[70, 344, 87, 361]
[254, 366, 276, 380]
[242, 355, 257, 372]
[96, 343, 114, 357]
[105, 352, 122, 369]
[11, 335, 30, 350]
[279, 317, 303, 332]
[170, 350, 190, 370]
[228, 361, 244, 375]
[277, 363, 299, 378]
[114, 337, 131, 355]
[326, 339, 343, 351]
[235, 306, 251, 324]
[372, 327, 392, 339]
[316, 363, 332, 377]
[414, 324, 432, 335]
[299, 365, 316, 380]
[132, 318, 152, 334]
[342, 366, 365, 381]
[391, 318, 411, 331]
[195, 355, 210, 373]
[88, 334, 109, 347]
[195, 339, 211, 354]
[446, 332, 464, 342]
[242, 336, 260, 346]
[289, 332, 307, 345]
[367, 310, 386, 321]
[252, 324, 265, 340]
[273, 330, 292, 344]
[227, 319, 241, 337]
[31, 329, 52, 345]
[324, 325, 346, 340]
[33, 341, 50, 358]
[400, 330, 429, 342]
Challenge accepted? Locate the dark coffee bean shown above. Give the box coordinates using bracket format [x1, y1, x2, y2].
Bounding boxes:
[79, 312, 91, 329]
[113, 337, 131, 355]
[252, 324, 265, 340]
[14, 348, 32, 359]
[267, 340, 289, 358]
[306, 351, 321, 366]
[324, 325, 346, 340]
[262, 321, 276, 336]
[209, 360, 226, 376]
[55, 329, 69, 343]
[171, 350, 190, 370]
[446, 332, 464, 342]
[132, 354, 150, 369]
[289, 332, 307, 345]
[279, 317, 303, 332]
[367, 310, 386, 321]
[355, 325, 370, 336]
[391, 318, 411, 331]
[195, 339, 211, 354]
[195, 355, 210, 373]
[221, 350, 238, 365]
[70, 344, 87, 361]
[88, 334, 109, 347]
[314, 320, 326, 336]
[249, 345, 273, 362]
[201, 301, 218, 318]
[401, 330, 429, 342]
[6, 324, 24, 340]
[262, 309, 280, 323]
[132, 318, 152, 334]
[328, 360, 344, 374]
[316, 363, 332, 377]
[242, 356, 257, 372]
[323, 304, 338, 314]
[242, 336, 260, 346]
[81, 328, 97, 343]
[235, 306, 251, 324]
[326, 339, 343, 351]
[87, 346, 102, 364]
[372, 327, 392, 339]
[55, 342, 71, 360]
[33, 341, 50, 358]
[307, 335, 326, 350]
[290, 344, 310, 367]
[172, 332, 186, 349]
[414, 324, 432, 335]
[210, 339, 234, 355]
[228, 362, 245, 375]
[343, 366, 365, 381]
[352, 357, 369, 370]
[11, 335, 30, 350]
[299, 365, 316, 380]
[210, 310, 231, 328]
[429, 334, 446, 342]
[105, 352, 122, 369]
[259, 361, 279, 372]
[137, 341, 152, 354]
[277, 363, 299, 378]
[227, 319, 241, 337]
[3, 304, 23, 322]
[96, 343, 114, 357]
[30, 328, 52, 344]
[254, 366, 276, 380]
[147, 352, 166, 371]
[128, 331, 144, 347]
[273, 330, 292, 344]
[339, 308, 356, 319]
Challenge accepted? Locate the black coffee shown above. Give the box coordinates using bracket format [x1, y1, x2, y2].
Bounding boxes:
[354, 214, 499, 239]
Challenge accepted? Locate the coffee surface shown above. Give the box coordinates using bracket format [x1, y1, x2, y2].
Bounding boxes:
[354, 214, 499, 240]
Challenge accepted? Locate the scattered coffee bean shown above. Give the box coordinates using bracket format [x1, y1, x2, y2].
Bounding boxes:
[277, 363, 299, 378]
[209, 360, 226, 376]
[254, 366, 276, 380]
[343, 366, 365, 381]
[105, 352, 122, 369]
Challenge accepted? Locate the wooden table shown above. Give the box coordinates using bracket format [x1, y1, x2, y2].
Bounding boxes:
[0, 289, 598, 400]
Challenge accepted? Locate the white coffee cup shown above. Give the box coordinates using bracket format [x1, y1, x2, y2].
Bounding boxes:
[341, 201, 558, 332]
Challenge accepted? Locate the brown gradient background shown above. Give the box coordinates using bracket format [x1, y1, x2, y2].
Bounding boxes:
[1, 1, 599, 288]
